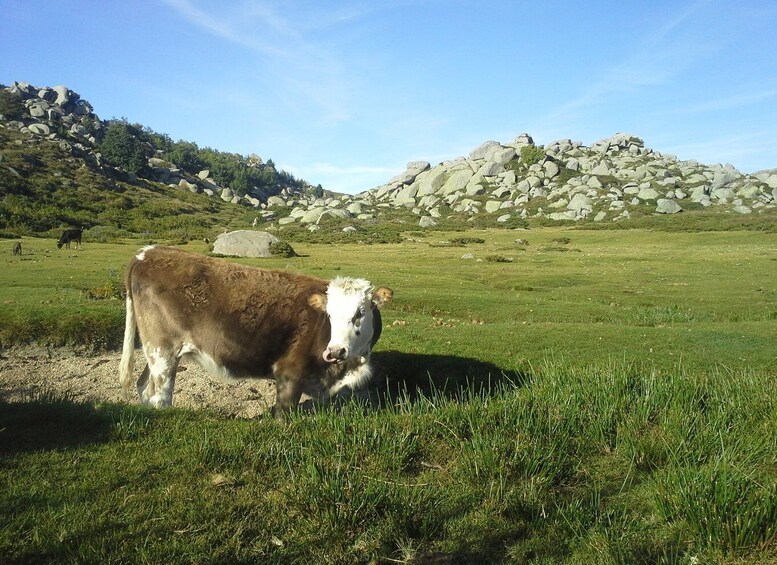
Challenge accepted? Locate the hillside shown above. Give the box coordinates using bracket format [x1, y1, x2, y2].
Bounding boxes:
[2, 81, 777, 240]
[0, 81, 316, 239]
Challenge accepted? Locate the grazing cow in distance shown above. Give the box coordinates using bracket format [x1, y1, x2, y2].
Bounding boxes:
[119, 246, 393, 417]
[57, 228, 82, 249]
[12, 242, 22, 256]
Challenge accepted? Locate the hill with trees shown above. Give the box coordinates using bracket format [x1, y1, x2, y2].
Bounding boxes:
[0, 81, 316, 240]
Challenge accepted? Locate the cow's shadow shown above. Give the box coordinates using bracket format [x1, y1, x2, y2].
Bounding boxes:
[338, 350, 530, 411]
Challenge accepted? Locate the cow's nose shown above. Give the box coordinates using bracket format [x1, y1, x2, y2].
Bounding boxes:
[330, 347, 346, 360]
[323, 346, 347, 363]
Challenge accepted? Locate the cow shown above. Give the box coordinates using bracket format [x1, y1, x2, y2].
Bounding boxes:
[118, 246, 393, 417]
[12, 242, 21, 256]
[57, 228, 82, 249]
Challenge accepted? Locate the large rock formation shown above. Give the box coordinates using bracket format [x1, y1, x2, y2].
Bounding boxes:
[275, 133, 776, 227]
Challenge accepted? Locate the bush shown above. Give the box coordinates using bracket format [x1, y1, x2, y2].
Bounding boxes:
[520, 144, 546, 167]
[0, 90, 25, 120]
[269, 241, 298, 258]
[99, 121, 149, 176]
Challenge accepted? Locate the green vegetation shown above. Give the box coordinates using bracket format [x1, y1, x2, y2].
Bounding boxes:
[0, 89, 25, 120]
[98, 121, 150, 176]
[519, 144, 546, 167]
[1, 228, 776, 563]
[98, 118, 304, 199]
[0, 127, 252, 237]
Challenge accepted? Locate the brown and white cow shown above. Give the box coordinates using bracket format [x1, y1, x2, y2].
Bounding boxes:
[118, 245, 393, 417]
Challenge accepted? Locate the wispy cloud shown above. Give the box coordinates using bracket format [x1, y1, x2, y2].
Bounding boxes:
[539, 1, 712, 129]
[160, 0, 360, 124]
[672, 88, 777, 114]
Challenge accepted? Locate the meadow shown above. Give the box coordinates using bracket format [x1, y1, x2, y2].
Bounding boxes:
[1, 227, 775, 563]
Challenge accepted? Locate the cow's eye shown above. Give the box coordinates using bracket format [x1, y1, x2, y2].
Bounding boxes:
[352, 307, 366, 326]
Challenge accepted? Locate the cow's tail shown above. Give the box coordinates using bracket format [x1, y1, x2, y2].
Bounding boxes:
[118, 293, 136, 391]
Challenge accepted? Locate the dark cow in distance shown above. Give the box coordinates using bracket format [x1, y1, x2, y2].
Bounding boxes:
[12, 242, 22, 256]
[57, 228, 82, 249]
[119, 246, 393, 417]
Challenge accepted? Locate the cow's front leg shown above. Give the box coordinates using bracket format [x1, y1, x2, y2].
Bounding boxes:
[273, 375, 303, 420]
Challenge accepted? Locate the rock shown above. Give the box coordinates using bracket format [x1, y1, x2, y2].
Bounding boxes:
[266, 196, 286, 207]
[53, 85, 71, 106]
[469, 140, 502, 161]
[637, 187, 660, 200]
[547, 210, 577, 221]
[416, 167, 447, 195]
[461, 253, 475, 260]
[513, 133, 534, 146]
[28, 124, 50, 135]
[213, 230, 280, 258]
[440, 169, 474, 195]
[543, 160, 560, 179]
[419, 216, 437, 228]
[655, 199, 682, 214]
[567, 194, 593, 213]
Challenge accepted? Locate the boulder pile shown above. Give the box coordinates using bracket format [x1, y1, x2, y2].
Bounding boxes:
[244, 133, 777, 228]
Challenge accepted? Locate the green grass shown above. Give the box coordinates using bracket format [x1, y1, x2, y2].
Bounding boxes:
[1, 227, 776, 563]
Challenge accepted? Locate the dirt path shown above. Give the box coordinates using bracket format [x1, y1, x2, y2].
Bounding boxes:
[0, 347, 278, 419]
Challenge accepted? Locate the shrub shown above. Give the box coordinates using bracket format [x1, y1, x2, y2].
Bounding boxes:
[520, 144, 546, 167]
[99, 121, 149, 176]
[0, 90, 25, 120]
[269, 240, 298, 257]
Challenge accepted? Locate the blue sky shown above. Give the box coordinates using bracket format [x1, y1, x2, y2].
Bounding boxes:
[2, 1, 776, 194]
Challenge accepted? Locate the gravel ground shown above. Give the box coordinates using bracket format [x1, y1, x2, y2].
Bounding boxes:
[0, 347, 279, 418]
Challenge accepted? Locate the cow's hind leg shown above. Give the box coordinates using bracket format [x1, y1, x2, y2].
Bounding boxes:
[138, 347, 179, 408]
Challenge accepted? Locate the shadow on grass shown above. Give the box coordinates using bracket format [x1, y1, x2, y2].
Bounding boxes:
[0, 396, 117, 454]
[367, 350, 530, 405]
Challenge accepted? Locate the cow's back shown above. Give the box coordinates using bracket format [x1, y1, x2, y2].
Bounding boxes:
[127, 246, 330, 377]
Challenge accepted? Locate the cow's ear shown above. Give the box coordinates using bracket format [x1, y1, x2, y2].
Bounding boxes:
[308, 292, 327, 311]
[372, 286, 393, 309]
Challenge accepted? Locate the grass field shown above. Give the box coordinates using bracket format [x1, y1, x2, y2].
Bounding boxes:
[1, 227, 776, 563]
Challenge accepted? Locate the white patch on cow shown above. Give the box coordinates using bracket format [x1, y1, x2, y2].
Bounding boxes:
[180, 343, 237, 381]
[141, 345, 176, 407]
[325, 277, 375, 361]
[135, 245, 155, 261]
[328, 362, 373, 396]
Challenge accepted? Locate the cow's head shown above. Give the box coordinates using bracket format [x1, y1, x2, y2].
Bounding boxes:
[309, 277, 393, 364]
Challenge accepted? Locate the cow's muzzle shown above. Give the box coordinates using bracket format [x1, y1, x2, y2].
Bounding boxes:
[323, 346, 347, 364]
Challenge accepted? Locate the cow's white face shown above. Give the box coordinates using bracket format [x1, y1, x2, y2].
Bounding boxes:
[311, 277, 392, 364]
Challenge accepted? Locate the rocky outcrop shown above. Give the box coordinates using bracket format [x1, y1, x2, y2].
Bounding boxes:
[1, 81, 310, 209]
[357, 132, 776, 223]
[245, 132, 776, 228]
